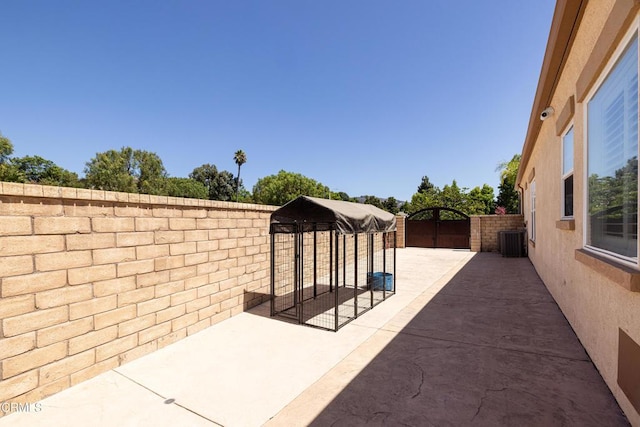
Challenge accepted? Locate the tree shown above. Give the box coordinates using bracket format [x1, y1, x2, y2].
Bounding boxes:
[495, 154, 521, 213]
[11, 155, 81, 187]
[333, 191, 352, 202]
[233, 150, 247, 202]
[382, 197, 400, 214]
[0, 133, 13, 164]
[0, 163, 25, 183]
[84, 148, 136, 193]
[252, 170, 329, 206]
[417, 176, 435, 194]
[408, 175, 442, 214]
[363, 195, 384, 209]
[467, 184, 496, 214]
[439, 180, 466, 212]
[408, 188, 440, 214]
[235, 187, 253, 203]
[496, 154, 521, 185]
[0, 135, 79, 185]
[190, 164, 236, 201]
[408, 177, 497, 216]
[135, 150, 167, 195]
[496, 181, 520, 214]
[165, 177, 208, 199]
[0, 133, 23, 182]
[84, 147, 167, 194]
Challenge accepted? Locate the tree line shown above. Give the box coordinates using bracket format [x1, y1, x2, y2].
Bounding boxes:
[0, 132, 520, 214]
[0, 134, 250, 202]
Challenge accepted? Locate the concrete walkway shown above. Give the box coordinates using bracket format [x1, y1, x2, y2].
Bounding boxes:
[0, 249, 629, 426]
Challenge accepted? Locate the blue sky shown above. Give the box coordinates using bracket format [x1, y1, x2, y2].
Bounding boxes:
[0, 0, 555, 201]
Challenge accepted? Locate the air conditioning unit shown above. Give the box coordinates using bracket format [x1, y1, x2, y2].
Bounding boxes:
[500, 231, 525, 257]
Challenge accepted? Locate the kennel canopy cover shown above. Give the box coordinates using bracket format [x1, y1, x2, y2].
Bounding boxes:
[270, 196, 397, 234]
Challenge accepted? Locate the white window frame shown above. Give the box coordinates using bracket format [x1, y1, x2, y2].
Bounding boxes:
[561, 124, 574, 219]
[583, 17, 639, 267]
[530, 179, 536, 242]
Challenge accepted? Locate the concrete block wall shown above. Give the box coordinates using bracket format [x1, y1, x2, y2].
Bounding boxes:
[0, 182, 277, 407]
[470, 214, 525, 252]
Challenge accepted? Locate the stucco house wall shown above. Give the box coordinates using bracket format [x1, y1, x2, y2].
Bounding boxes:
[517, 1, 640, 424]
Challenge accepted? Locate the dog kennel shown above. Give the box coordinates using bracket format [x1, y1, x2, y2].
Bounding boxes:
[270, 196, 396, 331]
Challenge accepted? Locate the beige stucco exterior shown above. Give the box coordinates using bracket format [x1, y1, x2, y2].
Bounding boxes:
[518, 1, 640, 424]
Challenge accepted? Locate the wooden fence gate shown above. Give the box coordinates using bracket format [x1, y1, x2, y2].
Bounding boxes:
[405, 207, 470, 249]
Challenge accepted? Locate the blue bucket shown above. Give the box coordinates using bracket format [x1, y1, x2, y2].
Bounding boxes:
[369, 272, 393, 291]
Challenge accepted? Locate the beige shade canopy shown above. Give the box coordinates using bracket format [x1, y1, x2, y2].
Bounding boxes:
[270, 196, 396, 234]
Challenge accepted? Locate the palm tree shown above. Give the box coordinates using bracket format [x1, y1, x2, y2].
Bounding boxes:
[233, 150, 247, 202]
[495, 154, 521, 186]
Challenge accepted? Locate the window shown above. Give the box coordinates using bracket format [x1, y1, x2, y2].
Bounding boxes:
[530, 180, 536, 242]
[562, 126, 574, 218]
[586, 32, 638, 262]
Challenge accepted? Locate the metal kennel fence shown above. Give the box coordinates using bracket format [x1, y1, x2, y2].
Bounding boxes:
[270, 196, 396, 331]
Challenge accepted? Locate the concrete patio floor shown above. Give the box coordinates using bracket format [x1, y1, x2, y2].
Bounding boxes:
[0, 248, 629, 426]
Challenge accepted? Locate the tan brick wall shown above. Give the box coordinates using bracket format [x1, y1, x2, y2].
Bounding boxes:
[395, 215, 405, 248]
[469, 214, 525, 252]
[0, 182, 276, 407]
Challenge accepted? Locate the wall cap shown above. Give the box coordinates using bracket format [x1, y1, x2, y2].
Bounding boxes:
[0, 181, 278, 212]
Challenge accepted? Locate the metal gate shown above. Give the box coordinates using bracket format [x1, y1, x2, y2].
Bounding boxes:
[405, 207, 470, 249]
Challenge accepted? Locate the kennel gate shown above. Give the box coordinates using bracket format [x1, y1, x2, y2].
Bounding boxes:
[270, 196, 397, 332]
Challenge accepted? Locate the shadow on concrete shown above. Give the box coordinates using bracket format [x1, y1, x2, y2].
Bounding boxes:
[309, 252, 629, 426]
[241, 290, 270, 311]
